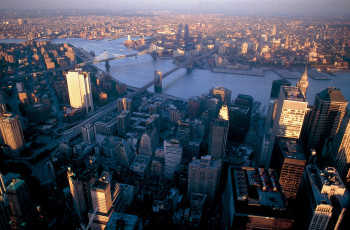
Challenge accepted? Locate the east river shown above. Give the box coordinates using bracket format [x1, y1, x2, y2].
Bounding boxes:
[2, 38, 350, 110]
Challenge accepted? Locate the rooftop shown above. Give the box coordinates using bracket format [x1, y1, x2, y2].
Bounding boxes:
[276, 137, 305, 160]
[6, 178, 25, 191]
[230, 166, 291, 219]
[105, 213, 140, 230]
[92, 172, 110, 191]
[317, 87, 347, 103]
[282, 86, 306, 102]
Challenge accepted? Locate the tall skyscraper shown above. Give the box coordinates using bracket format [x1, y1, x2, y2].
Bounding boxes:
[209, 86, 232, 105]
[263, 86, 308, 167]
[296, 66, 309, 98]
[187, 155, 221, 201]
[270, 137, 306, 199]
[208, 118, 229, 160]
[6, 179, 34, 229]
[0, 114, 25, 152]
[164, 139, 183, 179]
[329, 109, 350, 180]
[176, 119, 191, 161]
[67, 167, 95, 219]
[299, 166, 350, 230]
[304, 88, 348, 157]
[88, 172, 114, 230]
[66, 69, 93, 113]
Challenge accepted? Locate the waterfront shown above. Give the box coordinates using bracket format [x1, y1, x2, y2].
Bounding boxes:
[3, 38, 350, 109]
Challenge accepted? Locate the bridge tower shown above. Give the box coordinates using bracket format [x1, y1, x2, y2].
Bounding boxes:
[154, 71, 162, 93]
[186, 56, 194, 72]
[103, 51, 110, 72]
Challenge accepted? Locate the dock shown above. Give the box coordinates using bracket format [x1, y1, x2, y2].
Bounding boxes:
[212, 68, 264, 76]
[273, 69, 299, 79]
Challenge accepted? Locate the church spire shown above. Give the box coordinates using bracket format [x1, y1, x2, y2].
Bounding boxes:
[297, 65, 309, 98]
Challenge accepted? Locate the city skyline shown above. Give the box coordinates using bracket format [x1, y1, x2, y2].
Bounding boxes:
[0, 7, 350, 230]
[0, 0, 349, 16]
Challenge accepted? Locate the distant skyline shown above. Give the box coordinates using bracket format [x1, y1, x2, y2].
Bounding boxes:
[1, 0, 350, 16]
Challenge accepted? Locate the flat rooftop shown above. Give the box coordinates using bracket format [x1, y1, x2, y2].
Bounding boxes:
[105, 213, 140, 230]
[231, 167, 291, 219]
[276, 137, 305, 160]
[282, 86, 306, 102]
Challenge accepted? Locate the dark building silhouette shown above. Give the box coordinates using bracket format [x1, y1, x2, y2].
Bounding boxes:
[270, 137, 306, 199]
[228, 105, 250, 142]
[208, 118, 229, 160]
[304, 88, 348, 158]
[270, 79, 291, 99]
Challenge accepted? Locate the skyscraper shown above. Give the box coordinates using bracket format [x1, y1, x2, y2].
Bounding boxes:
[0, 114, 25, 152]
[270, 137, 306, 199]
[176, 119, 191, 161]
[187, 155, 221, 201]
[67, 168, 95, 219]
[164, 139, 183, 179]
[263, 86, 308, 167]
[299, 166, 350, 230]
[66, 69, 93, 113]
[304, 88, 348, 157]
[296, 66, 309, 98]
[82, 123, 95, 144]
[208, 118, 229, 160]
[6, 179, 34, 229]
[88, 172, 114, 230]
[329, 109, 350, 180]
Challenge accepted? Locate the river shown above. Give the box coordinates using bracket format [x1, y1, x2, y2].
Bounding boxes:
[2, 38, 350, 110]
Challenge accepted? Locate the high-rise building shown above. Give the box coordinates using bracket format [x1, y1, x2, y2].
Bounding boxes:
[0, 114, 25, 152]
[296, 66, 309, 98]
[263, 86, 307, 167]
[82, 123, 95, 144]
[67, 168, 94, 219]
[117, 97, 132, 113]
[270, 79, 291, 99]
[6, 179, 34, 229]
[208, 118, 229, 160]
[221, 166, 293, 229]
[188, 96, 201, 119]
[241, 42, 248, 54]
[209, 86, 231, 105]
[88, 172, 114, 230]
[187, 155, 221, 201]
[139, 126, 159, 157]
[66, 69, 93, 113]
[299, 166, 350, 230]
[176, 119, 191, 161]
[228, 105, 250, 142]
[270, 137, 306, 199]
[117, 110, 130, 138]
[330, 109, 350, 180]
[164, 139, 183, 179]
[101, 136, 135, 168]
[304, 88, 348, 157]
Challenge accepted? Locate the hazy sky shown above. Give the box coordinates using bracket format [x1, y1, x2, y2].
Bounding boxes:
[1, 0, 350, 16]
